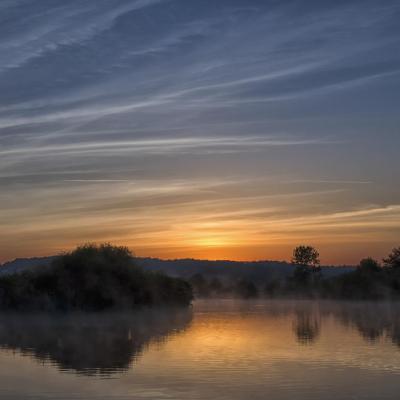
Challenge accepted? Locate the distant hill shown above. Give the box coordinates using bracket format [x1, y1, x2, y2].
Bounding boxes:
[0, 257, 56, 276]
[0, 256, 355, 282]
[137, 258, 354, 281]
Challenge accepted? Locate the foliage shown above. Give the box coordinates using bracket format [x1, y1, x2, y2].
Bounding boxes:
[0, 244, 193, 311]
[289, 245, 321, 290]
[181, 246, 400, 300]
[3, 244, 400, 305]
[317, 252, 400, 299]
[292, 246, 320, 269]
[383, 247, 400, 269]
[283, 247, 400, 300]
[358, 258, 381, 273]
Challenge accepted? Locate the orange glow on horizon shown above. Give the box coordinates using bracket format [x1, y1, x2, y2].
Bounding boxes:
[1, 190, 399, 265]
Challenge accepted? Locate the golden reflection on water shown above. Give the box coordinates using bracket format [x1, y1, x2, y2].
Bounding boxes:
[0, 300, 400, 399]
[163, 301, 400, 373]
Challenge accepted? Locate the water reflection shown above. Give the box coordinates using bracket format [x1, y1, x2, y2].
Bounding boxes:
[293, 310, 321, 345]
[0, 300, 399, 383]
[1, 301, 400, 399]
[195, 299, 400, 349]
[273, 300, 400, 348]
[329, 302, 400, 347]
[0, 308, 192, 376]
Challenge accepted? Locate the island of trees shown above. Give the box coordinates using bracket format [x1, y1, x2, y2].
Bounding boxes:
[0, 244, 193, 311]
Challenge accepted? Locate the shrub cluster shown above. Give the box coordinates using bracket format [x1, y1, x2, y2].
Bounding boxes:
[0, 244, 193, 311]
[282, 247, 400, 300]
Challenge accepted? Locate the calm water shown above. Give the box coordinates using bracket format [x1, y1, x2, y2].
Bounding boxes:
[0, 300, 400, 399]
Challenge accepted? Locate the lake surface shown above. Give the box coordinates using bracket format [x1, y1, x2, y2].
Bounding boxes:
[0, 299, 400, 399]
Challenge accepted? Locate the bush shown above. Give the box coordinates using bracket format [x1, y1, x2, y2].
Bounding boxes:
[383, 247, 400, 269]
[0, 244, 193, 311]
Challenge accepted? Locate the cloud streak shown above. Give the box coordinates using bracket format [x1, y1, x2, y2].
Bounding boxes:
[1, 0, 400, 263]
[0, 136, 333, 158]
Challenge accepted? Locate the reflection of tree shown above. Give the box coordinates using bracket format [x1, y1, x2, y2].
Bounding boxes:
[354, 319, 385, 343]
[293, 310, 320, 345]
[333, 303, 392, 344]
[287, 301, 400, 348]
[389, 324, 400, 348]
[323, 302, 400, 347]
[0, 308, 192, 376]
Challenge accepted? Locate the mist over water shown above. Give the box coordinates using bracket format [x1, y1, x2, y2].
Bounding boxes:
[0, 300, 399, 399]
[0, 308, 192, 377]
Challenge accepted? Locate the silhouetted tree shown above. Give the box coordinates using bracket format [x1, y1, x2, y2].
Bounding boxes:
[383, 247, 400, 269]
[292, 246, 320, 269]
[358, 257, 381, 274]
[330, 257, 388, 299]
[291, 246, 321, 287]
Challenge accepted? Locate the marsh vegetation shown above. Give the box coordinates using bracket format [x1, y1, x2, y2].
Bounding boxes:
[0, 244, 193, 311]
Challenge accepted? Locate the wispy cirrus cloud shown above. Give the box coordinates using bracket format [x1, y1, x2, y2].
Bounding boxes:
[0, 135, 334, 158]
[0, 0, 165, 72]
[1, 0, 400, 263]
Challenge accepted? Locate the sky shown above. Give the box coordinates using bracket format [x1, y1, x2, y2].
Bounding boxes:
[0, 0, 399, 264]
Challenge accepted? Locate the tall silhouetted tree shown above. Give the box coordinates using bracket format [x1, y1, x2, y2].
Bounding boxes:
[291, 245, 321, 287]
[292, 246, 320, 269]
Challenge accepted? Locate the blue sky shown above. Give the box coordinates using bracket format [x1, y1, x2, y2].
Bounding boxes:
[1, 0, 399, 263]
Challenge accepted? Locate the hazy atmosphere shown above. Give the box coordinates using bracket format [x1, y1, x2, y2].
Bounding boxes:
[1, 0, 400, 264]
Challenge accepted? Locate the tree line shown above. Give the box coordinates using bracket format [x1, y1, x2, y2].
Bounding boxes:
[1, 243, 399, 309]
[285, 245, 400, 299]
[190, 246, 400, 300]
